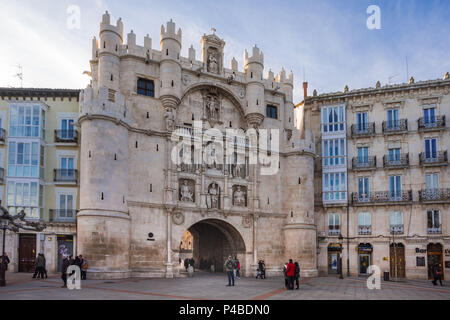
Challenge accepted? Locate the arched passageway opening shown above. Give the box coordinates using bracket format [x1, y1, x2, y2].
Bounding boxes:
[179, 219, 246, 273]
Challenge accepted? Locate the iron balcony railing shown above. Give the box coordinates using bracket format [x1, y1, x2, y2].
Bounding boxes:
[352, 156, 377, 170]
[382, 119, 408, 134]
[358, 225, 372, 235]
[383, 154, 410, 168]
[0, 167, 4, 184]
[352, 190, 412, 205]
[351, 123, 376, 138]
[419, 188, 450, 202]
[390, 224, 404, 235]
[47, 209, 78, 223]
[419, 151, 448, 166]
[328, 228, 341, 236]
[54, 169, 78, 183]
[54, 130, 78, 143]
[418, 116, 446, 131]
[427, 227, 442, 234]
[0, 128, 6, 142]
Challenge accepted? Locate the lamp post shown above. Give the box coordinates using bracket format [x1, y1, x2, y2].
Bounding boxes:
[0, 203, 46, 287]
[338, 233, 344, 279]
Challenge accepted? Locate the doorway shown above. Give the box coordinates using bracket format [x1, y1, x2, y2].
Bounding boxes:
[57, 235, 74, 272]
[327, 243, 342, 274]
[358, 243, 373, 275]
[19, 234, 36, 272]
[180, 219, 246, 273]
[390, 243, 405, 278]
[427, 243, 444, 280]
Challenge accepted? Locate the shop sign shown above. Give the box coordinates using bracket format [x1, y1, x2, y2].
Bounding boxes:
[415, 248, 427, 254]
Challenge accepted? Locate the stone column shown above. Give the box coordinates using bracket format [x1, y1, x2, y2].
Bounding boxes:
[165, 208, 174, 278]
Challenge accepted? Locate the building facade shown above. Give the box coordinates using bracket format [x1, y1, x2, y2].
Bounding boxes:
[76, 11, 317, 279]
[0, 88, 80, 274]
[300, 75, 450, 280]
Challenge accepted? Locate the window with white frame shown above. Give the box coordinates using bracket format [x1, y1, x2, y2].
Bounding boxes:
[356, 112, 368, 131]
[425, 173, 439, 191]
[389, 175, 402, 199]
[423, 106, 436, 124]
[6, 181, 42, 219]
[321, 106, 345, 133]
[328, 213, 340, 235]
[357, 147, 369, 164]
[7, 141, 41, 178]
[322, 138, 346, 166]
[427, 210, 441, 233]
[358, 212, 371, 234]
[323, 172, 347, 201]
[60, 119, 75, 139]
[386, 109, 399, 128]
[424, 138, 437, 160]
[57, 194, 75, 221]
[357, 177, 370, 200]
[390, 211, 403, 233]
[9, 104, 45, 139]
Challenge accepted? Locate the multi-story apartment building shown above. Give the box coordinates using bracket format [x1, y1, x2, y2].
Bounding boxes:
[0, 88, 80, 274]
[300, 74, 450, 280]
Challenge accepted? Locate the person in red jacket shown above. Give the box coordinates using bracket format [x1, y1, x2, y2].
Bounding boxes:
[286, 259, 295, 290]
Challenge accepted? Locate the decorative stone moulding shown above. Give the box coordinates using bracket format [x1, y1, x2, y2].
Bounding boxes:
[172, 211, 185, 225]
[245, 113, 264, 129]
[160, 95, 181, 110]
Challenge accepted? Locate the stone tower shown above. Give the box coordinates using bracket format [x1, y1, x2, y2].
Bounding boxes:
[244, 46, 265, 128]
[77, 11, 131, 279]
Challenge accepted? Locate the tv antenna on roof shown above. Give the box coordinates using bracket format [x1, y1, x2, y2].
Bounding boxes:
[388, 74, 399, 85]
[13, 65, 23, 88]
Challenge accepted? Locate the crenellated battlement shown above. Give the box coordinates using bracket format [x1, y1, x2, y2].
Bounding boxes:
[79, 85, 130, 125]
[160, 19, 182, 45]
[244, 45, 264, 67]
[100, 11, 123, 41]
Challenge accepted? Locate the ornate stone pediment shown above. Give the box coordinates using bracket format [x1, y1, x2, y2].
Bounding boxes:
[201, 30, 225, 75]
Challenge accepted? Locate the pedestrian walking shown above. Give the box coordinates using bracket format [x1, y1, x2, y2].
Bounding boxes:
[42, 253, 48, 278]
[294, 261, 300, 290]
[0, 252, 10, 287]
[184, 258, 189, 271]
[224, 255, 235, 286]
[233, 256, 239, 280]
[282, 262, 288, 288]
[61, 255, 70, 288]
[432, 264, 443, 286]
[33, 253, 45, 279]
[286, 259, 295, 290]
[80, 255, 88, 280]
[236, 258, 241, 279]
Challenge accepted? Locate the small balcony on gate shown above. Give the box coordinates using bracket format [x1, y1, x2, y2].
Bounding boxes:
[328, 226, 341, 236]
[358, 225, 372, 235]
[43, 209, 78, 223]
[419, 151, 448, 167]
[419, 188, 450, 203]
[383, 154, 409, 169]
[390, 224, 404, 235]
[54, 169, 78, 184]
[54, 130, 78, 144]
[382, 119, 408, 135]
[351, 123, 376, 138]
[418, 116, 446, 132]
[352, 156, 376, 171]
[352, 190, 412, 206]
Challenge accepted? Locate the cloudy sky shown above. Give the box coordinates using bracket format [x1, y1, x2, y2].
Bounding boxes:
[0, 0, 449, 102]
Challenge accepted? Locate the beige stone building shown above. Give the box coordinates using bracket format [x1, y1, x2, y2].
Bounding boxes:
[0, 87, 80, 274]
[300, 75, 450, 280]
[77, 11, 317, 279]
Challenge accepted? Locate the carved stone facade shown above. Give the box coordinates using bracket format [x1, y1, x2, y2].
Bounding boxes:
[77, 12, 317, 279]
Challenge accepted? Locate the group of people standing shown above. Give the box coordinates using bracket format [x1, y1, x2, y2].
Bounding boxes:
[32, 253, 48, 279]
[283, 259, 301, 290]
[224, 255, 240, 286]
[61, 254, 88, 288]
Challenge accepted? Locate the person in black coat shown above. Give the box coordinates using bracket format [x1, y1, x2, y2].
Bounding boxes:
[61, 255, 70, 288]
[432, 264, 443, 286]
[294, 262, 301, 290]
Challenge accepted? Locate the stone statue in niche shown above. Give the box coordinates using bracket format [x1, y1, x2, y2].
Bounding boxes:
[207, 49, 219, 74]
[164, 108, 175, 131]
[206, 143, 219, 169]
[205, 95, 220, 120]
[206, 183, 220, 209]
[180, 180, 194, 202]
[233, 186, 247, 207]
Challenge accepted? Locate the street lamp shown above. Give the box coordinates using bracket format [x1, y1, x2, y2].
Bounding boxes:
[338, 233, 344, 279]
[0, 203, 46, 287]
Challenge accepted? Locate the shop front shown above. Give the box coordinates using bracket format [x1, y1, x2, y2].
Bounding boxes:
[358, 243, 373, 275]
[427, 243, 444, 280]
[327, 243, 342, 274]
[390, 242, 405, 278]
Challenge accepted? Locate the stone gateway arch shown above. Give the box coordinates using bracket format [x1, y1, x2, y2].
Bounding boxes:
[76, 12, 318, 279]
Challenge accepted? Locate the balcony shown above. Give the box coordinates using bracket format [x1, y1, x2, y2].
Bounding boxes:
[0, 128, 6, 143]
[352, 190, 412, 206]
[383, 154, 409, 169]
[351, 123, 376, 138]
[358, 225, 372, 235]
[418, 116, 446, 132]
[419, 151, 448, 167]
[0, 167, 4, 184]
[55, 130, 78, 144]
[54, 169, 78, 184]
[352, 156, 377, 171]
[382, 119, 408, 135]
[390, 224, 404, 235]
[427, 227, 442, 235]
[419, 188, 450, 203]
[328, 228, 341, 236]
[43, 209, 78, 223]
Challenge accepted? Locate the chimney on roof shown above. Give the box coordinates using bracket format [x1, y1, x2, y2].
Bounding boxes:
[303, 82, 308, 99]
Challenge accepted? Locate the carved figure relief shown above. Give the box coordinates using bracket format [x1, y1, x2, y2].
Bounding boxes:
[242, 216, 252, 228]
[172, 211, 185, 225]
[180, 179, 195, 202]
[206, 183, 220, 209]
[233, 185, 247, 207]
[207, 48, 219, 74]
[205, 95, 220, 120]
